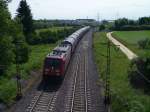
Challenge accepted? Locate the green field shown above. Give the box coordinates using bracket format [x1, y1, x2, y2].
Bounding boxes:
[113, 31, 150, 44]
[112, 31, 150, 56]
[93, 32, 150, 112]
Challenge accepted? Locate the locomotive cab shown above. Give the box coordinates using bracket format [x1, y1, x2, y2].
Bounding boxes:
[43, 26, 90, 80]
[43, 57, 64, 77]
[43, 45, 71, 79]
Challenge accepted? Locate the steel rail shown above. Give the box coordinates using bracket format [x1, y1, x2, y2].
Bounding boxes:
[27, 91, 43, 112]
[84, 52, 88, 112]
[70, 53, 80, 112]
[26, 91, 57, 112]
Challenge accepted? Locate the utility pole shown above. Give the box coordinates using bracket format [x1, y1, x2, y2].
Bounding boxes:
[100, 35, 120, 112]
[104, 39, 111, 112]
[116, 11, 119, 20]
[86, 16, 88, 20]
[15, 41, 23, 100]
[97, 12, 100, 25]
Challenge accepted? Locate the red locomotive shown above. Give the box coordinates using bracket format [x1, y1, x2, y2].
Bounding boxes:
[43, 26, 90, 79]
[43, 45, 71, 79]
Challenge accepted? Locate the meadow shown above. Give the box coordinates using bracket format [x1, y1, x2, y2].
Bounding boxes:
[112, 31, 150, 56]
[93, 32, 150, 112]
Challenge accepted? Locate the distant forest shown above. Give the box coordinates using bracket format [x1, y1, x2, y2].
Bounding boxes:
[112, 17, 150, 30]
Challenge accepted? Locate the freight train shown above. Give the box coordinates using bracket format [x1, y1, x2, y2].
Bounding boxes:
[43, 26, 90, 79]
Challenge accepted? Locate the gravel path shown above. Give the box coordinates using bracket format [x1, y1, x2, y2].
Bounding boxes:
[107, 32, 138, 60]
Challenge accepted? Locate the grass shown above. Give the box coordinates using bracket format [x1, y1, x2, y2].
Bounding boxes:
[93, 32, 150, 112]
[113, 31, 150, 44]
[0, 44, 56, 105]
[112, 31, 150, 56]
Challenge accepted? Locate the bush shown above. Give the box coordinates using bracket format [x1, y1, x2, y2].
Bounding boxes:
[39, 30, 58, 43]
[129, 100, 145, 112]
[99, 24, 105, 31]
[0, 79, 16, 105]
[138, 38, 150, 49]
[128, 57, 150, 93]
[26, 33, 41, 45]
[13, 42, 30, 64]
[31, 27, 78, 45]
[0, 36, 14, 74]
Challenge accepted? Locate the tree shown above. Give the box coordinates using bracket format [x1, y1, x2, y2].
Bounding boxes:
[99, 24, 105, 31]
[128, 20, 137, 25]
[114, 18, 129, 29]
[138, 38, 150, 49]
[12, 18, 30, 64]
[17, 0, 34, 43]
[0, 0, 14, 74]
[138, 17, 150, 25]
[0, 0, 29, 74]
[14, 42, 29, 64]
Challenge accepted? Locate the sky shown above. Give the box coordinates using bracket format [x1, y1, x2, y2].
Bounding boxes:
[8, 0, 150, 20]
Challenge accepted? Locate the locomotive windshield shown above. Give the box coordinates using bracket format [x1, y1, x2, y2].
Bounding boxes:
[45, 58, 61, 69]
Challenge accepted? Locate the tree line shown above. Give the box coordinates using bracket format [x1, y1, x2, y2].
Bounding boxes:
[33, 20, 80, 30]
[112, 17, 150, 30]
[29, 27, 79, 45]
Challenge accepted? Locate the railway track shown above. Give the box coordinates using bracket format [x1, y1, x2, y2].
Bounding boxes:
[70, 53, 87, 112]
[26, 91, 58, 112]
[64, 41, 92, 112]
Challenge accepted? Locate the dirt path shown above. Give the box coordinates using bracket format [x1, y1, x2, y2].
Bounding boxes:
[107, 32, 138, 60]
